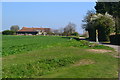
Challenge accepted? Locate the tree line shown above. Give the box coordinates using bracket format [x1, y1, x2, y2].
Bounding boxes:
[2, 23, 79, 36]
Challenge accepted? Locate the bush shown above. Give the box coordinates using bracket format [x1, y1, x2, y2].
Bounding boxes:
[109, 34, 120, 45]
[71, 32, 79, 36]
[2, 30, 16, 35]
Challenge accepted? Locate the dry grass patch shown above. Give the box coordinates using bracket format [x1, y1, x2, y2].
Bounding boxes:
[0, 58, 2, 61]
[87, 49, 112, 53]
[73, 59, 95, 66]
[113, 56, 120, 58]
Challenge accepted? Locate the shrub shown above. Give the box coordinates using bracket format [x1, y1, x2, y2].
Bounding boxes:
[2, 30, 16, 35]
[71, 32, 79, 36]
[109, 34, 120, 45]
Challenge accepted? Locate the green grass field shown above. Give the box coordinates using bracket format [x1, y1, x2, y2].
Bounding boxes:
[2, 35, 118, 78]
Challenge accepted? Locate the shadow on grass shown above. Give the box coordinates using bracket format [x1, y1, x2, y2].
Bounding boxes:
[100, 42, 120, 46]
[62, 36, 120, 46]
[61, 36, 87, 41]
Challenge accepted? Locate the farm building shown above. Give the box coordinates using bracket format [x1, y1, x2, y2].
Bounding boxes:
[17, 27, 51, 35]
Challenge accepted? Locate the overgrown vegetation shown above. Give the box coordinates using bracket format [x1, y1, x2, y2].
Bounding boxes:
[3, 56, 78, 78]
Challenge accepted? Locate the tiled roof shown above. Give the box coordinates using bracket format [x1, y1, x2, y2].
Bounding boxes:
[18, 27, 51, 32]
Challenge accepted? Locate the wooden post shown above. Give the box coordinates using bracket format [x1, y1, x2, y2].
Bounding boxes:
[96, 30, 99, 43]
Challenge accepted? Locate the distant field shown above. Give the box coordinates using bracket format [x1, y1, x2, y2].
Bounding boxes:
[2, 35, 118, 78]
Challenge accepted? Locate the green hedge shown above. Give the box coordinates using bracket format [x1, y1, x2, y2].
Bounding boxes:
[2, 30, 16, 35]
[109, 34, 120, 45]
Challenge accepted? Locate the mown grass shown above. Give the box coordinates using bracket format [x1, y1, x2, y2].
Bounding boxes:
[2, 35, 118, 78]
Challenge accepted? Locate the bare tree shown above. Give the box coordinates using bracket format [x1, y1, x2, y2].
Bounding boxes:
[64, 22, 76, 36]
[82, 10, 96, 30]
[52, 27, 64, 36]
[53, 29, 59, 35]
[59, 27, 64, 34]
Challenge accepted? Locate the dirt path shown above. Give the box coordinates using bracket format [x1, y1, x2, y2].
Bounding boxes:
[101, 44, 119, 52]
[89, 41, 119, 52]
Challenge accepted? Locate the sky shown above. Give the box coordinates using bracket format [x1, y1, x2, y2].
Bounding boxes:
[2, 2, 96, 34]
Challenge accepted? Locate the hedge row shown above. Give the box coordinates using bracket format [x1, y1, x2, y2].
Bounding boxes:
[2, 30, 16, 35]
[109, 34, 120, 45]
